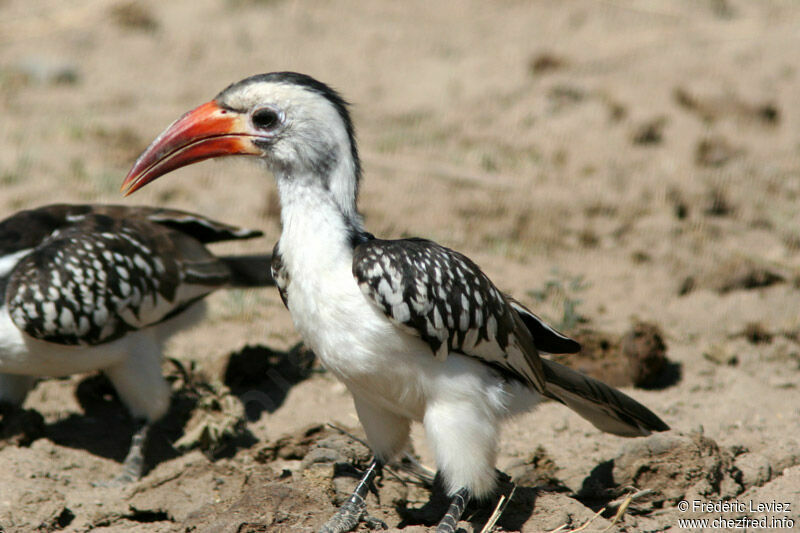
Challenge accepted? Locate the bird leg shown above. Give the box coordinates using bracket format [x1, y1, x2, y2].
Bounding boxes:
[94, 420, 150, 487]
[118, 420, 150, 482]
[319, 458, 387, 533]
[436, 488, 470, 533]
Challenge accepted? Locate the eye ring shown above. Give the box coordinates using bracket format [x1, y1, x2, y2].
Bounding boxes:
[252, 107, 282, 131]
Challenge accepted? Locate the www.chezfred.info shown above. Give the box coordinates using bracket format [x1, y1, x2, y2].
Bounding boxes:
[676, 499, 795, 529]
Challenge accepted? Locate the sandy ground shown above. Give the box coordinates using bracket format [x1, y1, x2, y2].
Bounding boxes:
[1, 0, 799, 531]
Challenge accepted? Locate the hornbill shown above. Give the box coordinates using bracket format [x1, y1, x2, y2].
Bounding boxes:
[122, 72, 669, 531]
[0, 203, 273, 483]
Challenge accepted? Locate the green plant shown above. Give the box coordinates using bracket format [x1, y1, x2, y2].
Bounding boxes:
[527, 268, 589, 331]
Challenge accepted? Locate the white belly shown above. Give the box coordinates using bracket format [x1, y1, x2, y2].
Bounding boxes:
[0, 302, 204, 377]
[285, 263, 521, 422]
[286, 263, 418, 408]
[0, 306, 125, 376]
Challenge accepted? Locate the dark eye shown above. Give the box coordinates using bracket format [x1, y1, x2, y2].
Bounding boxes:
[252, 108, 281, 131]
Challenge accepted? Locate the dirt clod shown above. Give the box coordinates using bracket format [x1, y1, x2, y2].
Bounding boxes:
[555, 324, 677, 389]
[255, 424, 328, 463]
[631, 117, 667, 145]
[109, 1, 159, 31]
[621, 322, 668, 388]
[740, 322, 773, 344]
[36, 506, 74, 532]
[704, 187, 734, 217]
[612, 433, 742, 508]
[708, 258, 785, 293]
[506, 446, 565, 490]
[673, 87, 780, 125]
[528, 52, 568, 75]
[695, 135, 741, 167]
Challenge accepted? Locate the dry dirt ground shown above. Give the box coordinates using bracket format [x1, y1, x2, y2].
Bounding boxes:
[1, 0, 800, 531]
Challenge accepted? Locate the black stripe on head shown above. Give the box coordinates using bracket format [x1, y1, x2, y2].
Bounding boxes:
[216, 72, 362, 197]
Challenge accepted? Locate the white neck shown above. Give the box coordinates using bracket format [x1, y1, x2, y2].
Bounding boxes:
[326, 145, 361, 224]
[275, 167, 364, 275]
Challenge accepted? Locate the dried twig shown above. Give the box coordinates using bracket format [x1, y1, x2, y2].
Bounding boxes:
[480, 485, 516, 533]
[547, 505, 606, 533]
[547, 488, 651, 533]
[327, 423, 370, 448]
[601, 488, 652, 531]
[607, 488, 652, 511]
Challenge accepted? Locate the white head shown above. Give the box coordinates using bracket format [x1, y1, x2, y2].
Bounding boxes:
[122, 72, 362, 219]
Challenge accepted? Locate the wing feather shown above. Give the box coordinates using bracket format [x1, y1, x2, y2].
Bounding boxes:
[352, 237, 670, 435]
[353, 238, 561, 391]
[5, 212, 227, 346]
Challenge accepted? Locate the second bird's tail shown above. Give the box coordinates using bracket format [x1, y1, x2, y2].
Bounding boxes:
[220, 254, 276, 287]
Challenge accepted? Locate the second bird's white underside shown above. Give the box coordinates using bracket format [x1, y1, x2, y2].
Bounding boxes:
[0, 301, 205, 421]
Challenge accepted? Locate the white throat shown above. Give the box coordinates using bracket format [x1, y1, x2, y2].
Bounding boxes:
[275, 173, 362, 270]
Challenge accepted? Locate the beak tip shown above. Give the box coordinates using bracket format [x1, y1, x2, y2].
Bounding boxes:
[119, 177, 135, 197]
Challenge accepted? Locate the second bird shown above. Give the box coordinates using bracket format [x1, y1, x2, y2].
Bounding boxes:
[0, 204, 273, 483]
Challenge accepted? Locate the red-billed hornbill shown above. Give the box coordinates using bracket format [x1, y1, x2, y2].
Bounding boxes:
[122, 72, 669, 532]
[0, 203, 272, 483]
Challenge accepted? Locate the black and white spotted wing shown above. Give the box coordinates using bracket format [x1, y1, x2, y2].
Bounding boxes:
[2, 205, 254, 346]
[270, 242, 289, 307]
[353, 238, 577, 391]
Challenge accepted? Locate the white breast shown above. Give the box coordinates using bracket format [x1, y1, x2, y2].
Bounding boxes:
[275, 181, 521, 423]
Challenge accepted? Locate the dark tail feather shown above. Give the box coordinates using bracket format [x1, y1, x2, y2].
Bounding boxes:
[508, 297, 581, 354]
[220, 255, 276, 287]
[542, 358, 669, 437]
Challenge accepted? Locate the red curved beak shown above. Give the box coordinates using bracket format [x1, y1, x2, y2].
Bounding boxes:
[121, 101, 260, 196]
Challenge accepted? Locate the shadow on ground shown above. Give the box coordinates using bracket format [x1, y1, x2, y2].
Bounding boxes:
[11, 343, 317, 477]
[44, 373, 200, 470]
[395, 471, 541, 531]
[223, 343, 317, 421]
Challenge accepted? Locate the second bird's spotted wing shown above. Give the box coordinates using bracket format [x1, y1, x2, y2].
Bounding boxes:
[5, 213, 229, 346]
[353, 237, 549, 390]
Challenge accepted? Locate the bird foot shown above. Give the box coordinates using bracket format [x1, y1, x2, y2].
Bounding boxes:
[364, 515, 388, 530]
[90, 454, 144, 487]
[92, 422, 149, 487]
[319, 497, 386, 533]
[92, 472, 137, 488]
[436, 488, 469, 533]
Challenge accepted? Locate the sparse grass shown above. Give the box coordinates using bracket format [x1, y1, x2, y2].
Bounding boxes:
[457, 137, 543, 173]
[374, 110, 449, 153]
[375, 125, 450, 154]
[226, 0, 285, 8]
[212, 289, 276, 322]
[64, 119, 87, 141]
[480, 153, 498, 172]
[92, 170, 123, 195]
[90, 124, 144, 165]
[528, 269, 590, 331]
[0, 153, 33, 185]
[482, 235, 538, 263]
[68, 157, 89, 183]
